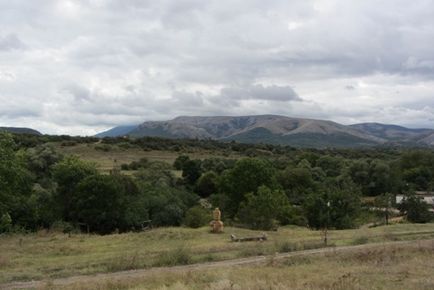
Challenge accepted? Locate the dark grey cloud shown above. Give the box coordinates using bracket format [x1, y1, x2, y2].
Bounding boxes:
[0, 0, 433, 134]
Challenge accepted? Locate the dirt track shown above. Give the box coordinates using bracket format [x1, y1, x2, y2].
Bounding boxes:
[2, 238, 433, 289]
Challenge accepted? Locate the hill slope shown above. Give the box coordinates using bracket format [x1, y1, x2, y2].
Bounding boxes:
[126, 115, 385, 148]
[350, 123, 434, 145]
[0, 127, 42, 135]
[95, 125, 137, 138]
[97, 115, 434, 148]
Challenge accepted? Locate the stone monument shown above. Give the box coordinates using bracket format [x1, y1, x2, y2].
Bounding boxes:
[210, 207, 224, 233]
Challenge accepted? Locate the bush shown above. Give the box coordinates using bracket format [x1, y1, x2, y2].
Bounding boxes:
[399, 195, 433, 223]
[237, 186, 291, 230]
[94, 144, 112, 152]
[195, 171, 218, 198]
[0, 213, 12, 233]
[183, 206, 211, 228]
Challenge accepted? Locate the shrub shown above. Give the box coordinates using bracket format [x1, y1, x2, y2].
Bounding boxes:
[183, 206, 211, 228]
[195, 171, 218, 198]
[399, 195, 433, 223]
[0, 213, 12, 233]
[237, 186, 291, 230]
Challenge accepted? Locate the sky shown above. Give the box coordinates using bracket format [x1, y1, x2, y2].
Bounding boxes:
[1, 0, 434, 135]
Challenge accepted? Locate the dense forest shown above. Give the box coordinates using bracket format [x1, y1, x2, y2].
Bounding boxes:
[1, 131, 434, 234]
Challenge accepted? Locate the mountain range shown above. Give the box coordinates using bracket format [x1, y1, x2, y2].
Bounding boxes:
[95, 115, 434, 148]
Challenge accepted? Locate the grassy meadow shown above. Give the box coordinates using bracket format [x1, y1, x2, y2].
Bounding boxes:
[57, 240, 434, 290]
[2, 223, 434, 285]
[53, 142, 241, 174]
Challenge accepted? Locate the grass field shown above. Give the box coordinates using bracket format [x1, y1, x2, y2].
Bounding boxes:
[2, 223, 434, 285]
[54, 142, 241, 173]
[57, 240, 434, 290]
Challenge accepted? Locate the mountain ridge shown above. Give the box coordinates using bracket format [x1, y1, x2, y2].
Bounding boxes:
[95, 115, 434, 148]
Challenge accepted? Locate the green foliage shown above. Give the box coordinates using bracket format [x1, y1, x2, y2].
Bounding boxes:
[73, 174, 125, 233]
[138, 181, 198, 227]
[121, 157, 149, 170]
[0, 132, 33, 230]
[173, 155, 190, 170]
[134, 162, 176, 187]
[316, 155, 344, 177]
[26, 144, 63, 179]
[304, 185, 361, 230]
[3, 131, 434, 234]
[400, 151, 434, 191]
[399, 195, 433, 223]
[0, 213, 12, 233]
[277, 165, 315, 204]
[72, 173, 145, 234]
[181, 159, 202, 185]
[237, 186, 293, 230]
[52, 156, 98, 221]
[195, 171, 218, 197]
[183, 206, 211, 228]
[219, 158, 276, 216]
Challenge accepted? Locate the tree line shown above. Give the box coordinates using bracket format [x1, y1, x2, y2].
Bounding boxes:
[1, 132, 434, 234]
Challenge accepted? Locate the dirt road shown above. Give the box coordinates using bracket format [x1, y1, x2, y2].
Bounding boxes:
[2, 238, 433, 289]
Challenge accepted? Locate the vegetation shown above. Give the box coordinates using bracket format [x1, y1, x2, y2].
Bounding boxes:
[1, 131, 434, 234]
[53, 240, 434, 290]
[2, 223, 434, 285]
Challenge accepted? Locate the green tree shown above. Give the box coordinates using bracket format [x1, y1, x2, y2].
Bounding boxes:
[196, 171, 218, 198]
[304, 186, 361, 230]
[183, 206, 211, 228]
[173, 155, 190, 170]
[182, 159, 202, 185]
[52, 156, 98, 221]
[73, 174, 125, 234]
[219, 158, 276, 216]
[277, 165, 315, 204]
[0, 132, 33, 230]
[399, 194, 432, 223]
[237, 186, 293, 230]
[374, 192, 394, 225]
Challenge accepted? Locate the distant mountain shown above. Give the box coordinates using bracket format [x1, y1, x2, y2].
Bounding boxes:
[350, 123, 434, 145]
[0, 127, 42, 135]
[95, 125, 138, 137]
[96, 115, 434, 148]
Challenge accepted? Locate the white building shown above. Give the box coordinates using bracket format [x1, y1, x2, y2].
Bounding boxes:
[396, 191, 434, 206]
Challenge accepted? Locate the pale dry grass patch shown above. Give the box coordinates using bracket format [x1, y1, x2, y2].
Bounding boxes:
[3, 224, 434, 286]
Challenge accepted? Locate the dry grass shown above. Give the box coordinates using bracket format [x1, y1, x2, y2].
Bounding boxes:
[54, 142, 241, 173]
[2, 223, 434, 285]
[45, 241, 434, 290]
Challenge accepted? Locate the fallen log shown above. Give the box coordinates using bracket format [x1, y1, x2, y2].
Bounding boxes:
[230, 233, 267, 242]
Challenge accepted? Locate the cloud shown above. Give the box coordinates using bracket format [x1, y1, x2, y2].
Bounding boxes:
[220, 84, 301, 102]
[0, 34, 26, 51]
[0, 0, 433, 135]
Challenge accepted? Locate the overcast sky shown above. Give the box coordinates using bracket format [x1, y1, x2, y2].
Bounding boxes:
[1, 0, 434, 135]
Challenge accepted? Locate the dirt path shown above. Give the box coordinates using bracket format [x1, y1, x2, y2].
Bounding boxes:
[2, 238, 434, 290]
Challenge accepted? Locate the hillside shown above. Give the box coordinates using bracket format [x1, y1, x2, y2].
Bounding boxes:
[350, 123, 434, 145]
[95, 125, 137, 137]
[0, 127, 42, 135]
[96, 115, 434, 148]
[126, 115, 385, 148]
